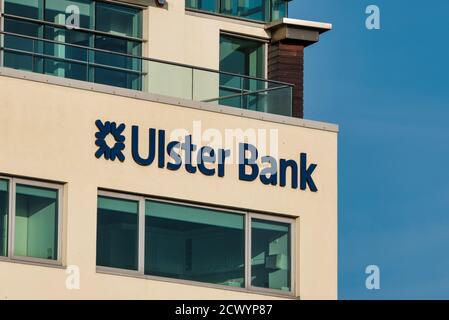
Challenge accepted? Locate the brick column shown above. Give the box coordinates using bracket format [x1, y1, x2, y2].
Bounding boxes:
[268, 41, 305, 118]
[266, 19, 331, 118]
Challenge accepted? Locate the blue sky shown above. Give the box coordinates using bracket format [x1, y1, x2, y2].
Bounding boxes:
[290, 0, 449, 299]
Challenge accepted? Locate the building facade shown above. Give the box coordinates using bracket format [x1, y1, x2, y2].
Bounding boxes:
[0, 0, 337, 299]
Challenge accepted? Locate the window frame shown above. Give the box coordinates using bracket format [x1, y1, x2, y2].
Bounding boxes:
[96, 189, 296, 297]
[96, 190, 143, 275]
[219, 32, 268, 78]
[0, 0, 146, 90]
[185, 0, 289, 23]
[248, 212, 296, 296]
[0, 176, 64, 266]
[1, 0, 144, 43]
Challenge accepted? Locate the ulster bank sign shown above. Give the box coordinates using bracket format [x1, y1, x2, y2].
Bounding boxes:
[94, 120, 319, 192]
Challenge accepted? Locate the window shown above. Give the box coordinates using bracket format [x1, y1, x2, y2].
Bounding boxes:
[0, 180, 9, 257]
[1, 0, 144, 90]
[145, 201, 245, 287]
[96, 191, 295, 295]
[95, 2, 142, 38]
[2, 19, 42, 73]
[219, 34, 265, 111]
[271, 0, 287, 21]
[45, 0, 94, 29]
[186, 0, 288, 23]
[14, 184, 59, 260]
[96, 195, 139, 271]
[0, 177, 63, 263]
[251, 217, 291, 291]
[220, 34, 264, 78]
[4, 0, 43, 19]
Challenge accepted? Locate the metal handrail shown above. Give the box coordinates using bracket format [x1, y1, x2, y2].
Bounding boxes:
[1, 13, 145, 43]
[203, 85, 291, 103]
[0, 21, 294, 88]
[1, 46, 145, 76]
[0, 27, 294, 112]
[0, 30, 141, 60]
[186, 0, 288, 23]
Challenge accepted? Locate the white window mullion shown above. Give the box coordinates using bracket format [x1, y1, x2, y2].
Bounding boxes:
[245, 212, 251, 290]
[8, 178, 15, 259]
[138, 197, 145, 274]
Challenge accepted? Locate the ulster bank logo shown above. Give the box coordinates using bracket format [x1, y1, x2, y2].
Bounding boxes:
[95, 120, 126, 162]
[93, 119, 319, 192]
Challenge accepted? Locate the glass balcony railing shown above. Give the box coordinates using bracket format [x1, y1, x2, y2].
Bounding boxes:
[186, 0, 288, 23]
[0, 30, 294, 117]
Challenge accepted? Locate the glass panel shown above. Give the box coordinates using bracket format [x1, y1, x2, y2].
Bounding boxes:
[3, 19, 43, 72]
[186, 0, 219, 14]
[251, 218, 291, 291]
[271, 0, 287, 21]
[43, 26, 90, 80]
[45, 0, 94, 29]
[186, 0, 287, 22]
[220, 35, 264, 78]
[219, 35, 264, 109]
[264, 84, 292, 116]
[4, 0, 43, 19]
[147, 60, 192, 100]
[0, 180, 9, 257]
[192, 69, 220, 102]
[44, 26, 91, 61]
[14, 184, 59, 260]
[94, 35, 141, 67]
[221, 0, 268, 22]
[145, 201, 245, 288]
[93, 35, 142, 90]
[3, 51, 35, 72]
[96, 2, 142, 38]
[43, 58, 88, 81]
[96, 196, 139, 270]
[2, 1, 144, 92]
[93, 66, 142, 90]
[219, 73, 243, 108]
[4, 19, 41, 52]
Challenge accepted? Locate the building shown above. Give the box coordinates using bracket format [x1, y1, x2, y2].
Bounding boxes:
[0, 0, 337, 299]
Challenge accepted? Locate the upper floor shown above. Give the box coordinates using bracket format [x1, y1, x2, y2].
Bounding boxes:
[0, 0, 331, 118]
[185, 0, 289, 23]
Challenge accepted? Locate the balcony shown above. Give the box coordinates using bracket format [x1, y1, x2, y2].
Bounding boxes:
[186, 0, 289, 23]
[0, 30, 294, 117]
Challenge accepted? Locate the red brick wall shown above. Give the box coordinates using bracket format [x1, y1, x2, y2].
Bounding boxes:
[268, 41, 305, 118]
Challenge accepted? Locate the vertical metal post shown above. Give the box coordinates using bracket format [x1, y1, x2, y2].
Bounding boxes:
[290, 85, 293, 117]
[8, 179, 15, 259]
[240, 76, 244, 109]
[32, 38, 35, 71]
[191, 68, 194, 100]
[245, 213, 251, 290]
[86, 47, 90, 82]
[138, 197, 145, 275]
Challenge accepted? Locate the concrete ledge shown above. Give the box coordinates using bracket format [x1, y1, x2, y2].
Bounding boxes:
[266, 17, 332, 45]
[267, 18, 332, 32]
[0, 67, 339, 133]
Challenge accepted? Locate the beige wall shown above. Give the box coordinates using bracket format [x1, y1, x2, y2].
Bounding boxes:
[146, 0, 269, 69]
[0, 72, 337, 300]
